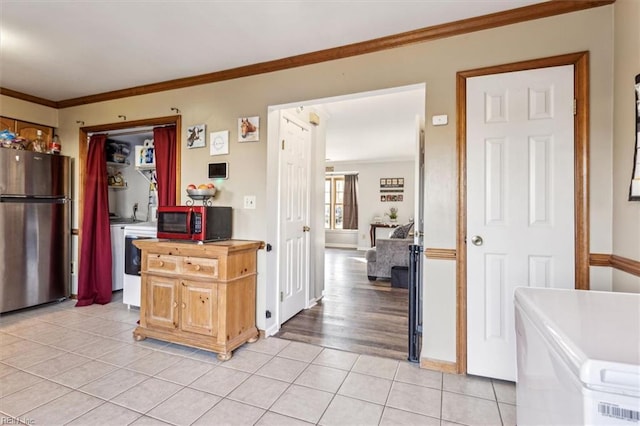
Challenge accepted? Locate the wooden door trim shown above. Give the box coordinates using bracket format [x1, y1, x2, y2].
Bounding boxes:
[590, 253, 640, 277]
[424, 248, 457, 260]
[455, 51, 589, 374]
[77, 115, 182, 278]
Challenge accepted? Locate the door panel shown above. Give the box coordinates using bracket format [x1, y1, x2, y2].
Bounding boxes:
[181, 280, 217, 337]
[279, 113, 311, 324]
[146, 275, 178, 330]
[466, 65, 575, 381]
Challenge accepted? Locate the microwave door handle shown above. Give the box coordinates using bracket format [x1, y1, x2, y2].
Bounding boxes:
[188, 209, 195, 236]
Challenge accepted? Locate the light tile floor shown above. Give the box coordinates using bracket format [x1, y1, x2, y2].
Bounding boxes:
[0, 293, 516, 425]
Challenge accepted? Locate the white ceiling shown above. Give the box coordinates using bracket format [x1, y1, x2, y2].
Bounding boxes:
[0, 0, 547, 163]
[0, 0, 547, 102]
[313, 85, 426, 163]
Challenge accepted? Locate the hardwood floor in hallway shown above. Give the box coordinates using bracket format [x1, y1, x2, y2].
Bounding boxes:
[275, 248, 409, 360]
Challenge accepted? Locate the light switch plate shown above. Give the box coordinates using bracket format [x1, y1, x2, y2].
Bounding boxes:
[432, 114, 448, 126]
[244, 195, 256, 209]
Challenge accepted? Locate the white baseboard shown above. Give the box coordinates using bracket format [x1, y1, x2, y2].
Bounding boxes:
[325, 243, 358, 249]
[264, 323, 280, 337]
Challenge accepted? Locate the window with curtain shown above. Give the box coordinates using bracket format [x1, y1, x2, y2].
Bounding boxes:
[325, 173, 358, 230]
[325, 175, 344, 229]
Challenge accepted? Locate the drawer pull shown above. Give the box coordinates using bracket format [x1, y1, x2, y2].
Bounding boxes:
[173, 301, 178, 308]
[194, 265, 201, 271]
[182, 302, 186, 309]
[159, 261, 164, 267]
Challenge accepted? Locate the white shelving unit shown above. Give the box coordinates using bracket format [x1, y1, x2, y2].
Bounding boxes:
[134, 145, 156, 185]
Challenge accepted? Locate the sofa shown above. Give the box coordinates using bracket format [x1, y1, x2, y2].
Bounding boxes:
[365, 237, 412, 281]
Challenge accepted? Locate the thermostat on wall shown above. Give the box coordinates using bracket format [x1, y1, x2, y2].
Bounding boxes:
[208, 162, 228, 179]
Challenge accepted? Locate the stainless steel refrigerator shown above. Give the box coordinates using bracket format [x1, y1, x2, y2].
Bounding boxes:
[0, 149, 72, 313]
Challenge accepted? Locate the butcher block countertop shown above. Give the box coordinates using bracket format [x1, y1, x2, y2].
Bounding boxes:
[134, 239, 264, 255]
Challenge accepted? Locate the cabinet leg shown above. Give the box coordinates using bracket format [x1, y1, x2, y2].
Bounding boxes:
[217, 351, 233, 361]
[247, 333, 259, 343]
[133, 331, 146, 341]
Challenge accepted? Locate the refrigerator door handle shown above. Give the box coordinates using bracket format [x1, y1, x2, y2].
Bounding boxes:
[0, 195, 69, 203]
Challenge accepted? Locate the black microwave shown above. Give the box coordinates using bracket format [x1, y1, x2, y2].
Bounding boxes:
[157, 206, 232, 242]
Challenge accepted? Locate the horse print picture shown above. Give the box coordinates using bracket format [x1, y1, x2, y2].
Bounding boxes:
[187, 124, 206, 148]
[238, 116, 259, 142]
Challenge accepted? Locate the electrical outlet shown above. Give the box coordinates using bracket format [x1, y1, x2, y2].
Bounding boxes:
[244, 195, 256, 209]
[432, 114, 448, 126]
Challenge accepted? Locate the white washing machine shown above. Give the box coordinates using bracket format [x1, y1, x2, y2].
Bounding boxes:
[123, 222, 157, 308]
[515, 287, 640, 425]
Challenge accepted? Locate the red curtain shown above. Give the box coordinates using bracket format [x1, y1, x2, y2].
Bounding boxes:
[76, 134, 112, 306]
[154, 126, 177, 206]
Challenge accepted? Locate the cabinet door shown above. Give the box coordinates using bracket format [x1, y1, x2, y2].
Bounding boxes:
[180, 280, 217, 337]
[146, 275, 179, 330]
[15, 121, 53, 142]
[0, 116, 16, 133]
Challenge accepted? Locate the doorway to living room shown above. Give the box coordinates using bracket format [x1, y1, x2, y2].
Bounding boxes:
[270, 84, 425, 360]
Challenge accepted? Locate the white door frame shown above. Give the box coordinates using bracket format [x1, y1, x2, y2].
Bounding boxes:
[456, 51, 590, 374]
[265, 84, 425, 336]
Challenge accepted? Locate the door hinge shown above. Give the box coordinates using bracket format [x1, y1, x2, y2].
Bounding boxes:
[280, 291, 283, 302]
[573, 99, 577, 115]
[281, 139, 285, 150]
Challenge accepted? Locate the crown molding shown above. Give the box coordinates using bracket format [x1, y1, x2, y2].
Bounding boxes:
[0, 87, 58, 108]
[0, 0, 614, 109]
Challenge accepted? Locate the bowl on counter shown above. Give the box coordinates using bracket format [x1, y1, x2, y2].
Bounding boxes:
[186, 188, 217, 198]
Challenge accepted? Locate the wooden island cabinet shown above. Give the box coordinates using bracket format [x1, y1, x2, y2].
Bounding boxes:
[132, 239, 263, 361]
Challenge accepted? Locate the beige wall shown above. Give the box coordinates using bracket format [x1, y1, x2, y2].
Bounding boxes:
[612, 0, 640, 293]
[0, 96, 58, 127]
[1, 5, 627, 364]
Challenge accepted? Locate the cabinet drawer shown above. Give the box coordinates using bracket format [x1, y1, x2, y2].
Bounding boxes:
[182, 257, 218, 278]
[147, 254, 179, 274]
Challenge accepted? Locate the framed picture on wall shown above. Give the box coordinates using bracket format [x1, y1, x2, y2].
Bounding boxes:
[186, 124, 206, 148]
[630, 73, 640, 201]
[210, 130, 229, 156]
[238, 116, 259, 142]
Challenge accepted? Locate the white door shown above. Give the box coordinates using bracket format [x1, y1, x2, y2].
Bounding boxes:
[279, 112, 312, 324]
[466, 65, 575, 381]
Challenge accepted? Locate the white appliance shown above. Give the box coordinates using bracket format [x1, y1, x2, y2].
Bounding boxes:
[110, 223, 125, 291]
[515, 287, 640, 425]
[122, 221, 157, 308]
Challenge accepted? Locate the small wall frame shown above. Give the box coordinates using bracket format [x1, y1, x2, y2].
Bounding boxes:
[630, 73, 640, 201]
[186, 124, 206, 148]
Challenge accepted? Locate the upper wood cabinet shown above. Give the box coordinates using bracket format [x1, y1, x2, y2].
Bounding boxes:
[1, 116, 54, 142]
[0, 116, 15, 133]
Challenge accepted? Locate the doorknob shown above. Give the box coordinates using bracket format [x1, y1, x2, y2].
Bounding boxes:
[303, 226, 310, 232]
[470, 235, 484, 246]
